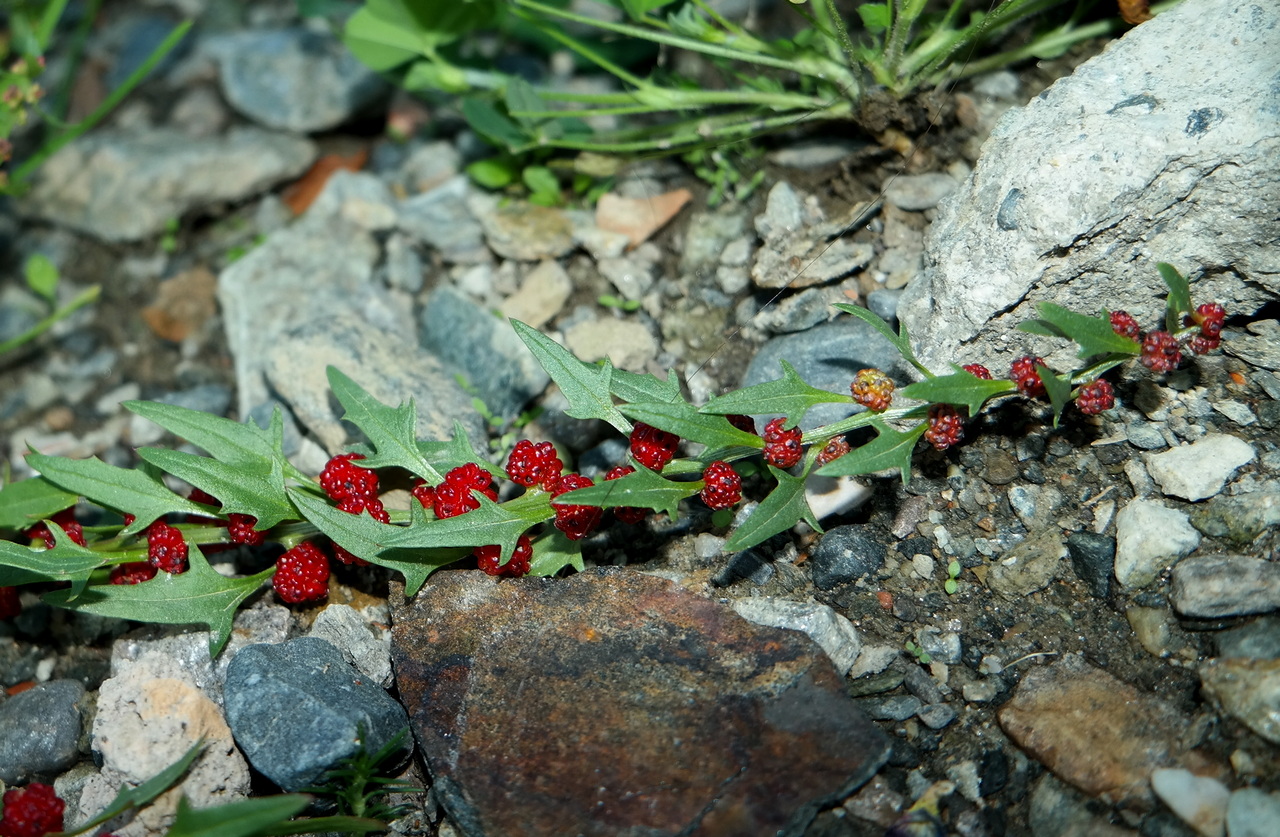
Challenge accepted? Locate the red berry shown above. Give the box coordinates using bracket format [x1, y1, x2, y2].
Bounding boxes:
[475, 535, 533, 577]
[699, 461, 742, 510]
[1010, 356, 1047, 399]
[962, 364, 992, 380]
[1109, 310, 1141, 340]
[1140, 330, 1182, 372]
[850, 368, 894, 412]
[550, 474, 603, 540]
[146, 521, 188, 574]
[726, 414, 756, 435]
[109, 561, 157, 585]
[26, 508, 85, 549]
[411, 479, 435, 510]
[1190, 302, 1226, 339]
[433, 463, 498, 519]
[816, 436, 851, 466]
[605, 465, 646, 525]
[1074, 379, 1115, 415]
[227, 514, 265, 546]
[629, 422, 679, 472]
[122, 513, 136, 527]
[187, 487, 221, 508]
[1189, 334, 1221, 355]
[338, 496, 391, 524]
[761, 417, 803, 469]
[273, 542, 329, 604]
[0, 782, 65, 837]
[923, 404, 964, 452]
[505, 440, 562, 490]
[319, 453, 379, 503]
[0, 586, 20, 620]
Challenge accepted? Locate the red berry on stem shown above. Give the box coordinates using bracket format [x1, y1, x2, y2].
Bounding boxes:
[1189, 334, 1220, 355]
[26, 508, 85, 549]
[962, 364, 992, 380]
[227, 514, 265, 546]
[1140, 330, 1182, 372]
[816, 436, 851, 466]
[630, 422, 679, 472]
[1074, 379, 1115, 415]
[187, 487, 221, 508]
[110, 561, 157, 585]
[550, 473, 603, 540]
[761, 417, 803, 469]
[273, 542, 329, 604]
[475, 534, 534, 577]
[605, 465, 646, 525]
[433, 463, 497, 519]
[146, 521, 188, 574]
[319, 453, 379, 503]
[699, 461, 742, 510]
[0, 586, 20, 620]
[505, 439, 563, 490]
[1109, 310, 1141, 340]
[850, 368, 894, 412]
[411, 479, 435, 510]
[1010, 356, 1047, 399]
[0, 782, 65, 837]
[924, 404, 964, 452]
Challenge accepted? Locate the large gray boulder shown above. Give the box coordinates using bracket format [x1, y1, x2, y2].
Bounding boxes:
[899, 0, 1279, 376]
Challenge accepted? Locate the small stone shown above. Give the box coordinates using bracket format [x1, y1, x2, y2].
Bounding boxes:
[598, 255, 654, 300]
[1125, 420, 1168, 450]
[865, 288, 902, 326]
[754, 181, 805, 242]
[308, 604, 392, 688]
[1126, 606, 1172, 658]
[0, 680, 85, 783]
[140, 267, 219, 342]
[474, 199, 575, 261]
[1171, 555, 1280, 619]
[500, 260, 572, 330]
[962, 680, 999, 703]
[915, 629, 961, 665]
[982, 450, 1020, 485]
[1198, 657, 1280, 745]
[1214, 616, 1280, 660]
[1113, 499, 1201, 589]
[884, 173, 959, 211]
[594, 189, 692, 247]
[987, 528, 1067, 599]
[808, 526, 886, 590]
[856, 695, 923, 721]
[1189, 489, 1280, 543]
[911, 552, 935, 579]
[1150, 768, 1229, 837]
[730, 597, 862, 676]
[1211, 399, 1256, 426]
[917, 703, 957, 730]
[1065, 531, 1113, 599]
[563, 317, 658, 373]
[398, 176, 489, 264]
[1145, 434, 1256, 501]
[1226, 788, 1280, 837]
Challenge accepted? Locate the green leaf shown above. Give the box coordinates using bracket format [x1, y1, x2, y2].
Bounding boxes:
[832, 303, 930, 377]
[167, 794, 311, 837]
[721, 466, 819, 553]
[555, 465, 699, 518]
[620, 401, 761, 453]
[0, 534, 103, 590]
[124, 401, 280, 466]
[522, 165, 560, 201]
[466, 157, 518, 189]
[60, 742, 204, 836]
[383, 492, 551, 560]
[1157, 262, 1193, 332]
[24, 253, 58, 302]
[817, 421, 927, 485]
[510, 319, 631, 434]
[415, 423, 495, 477]
[27, 453, 207, 535]
[527, 529, 585, 577]
[462, 98, 531, 152]
[899, 370, 1015, 417]
[0, 477, 77, 531]
[42, 547, 272, 657]
[609, 367, 682, 405]
[327, 367, 443, 483]
[1031, 302, 1142, 358]
[857, 2, 891, 31]
[619, 0, 680, 20]
[1017, 318, 1069, 339]
[136, 449, 294, 529]
[701, 360, 848, 426]
[1037, 364, 1073, 429]
[342, 6, 424, 70]
[505, 77, 547, 127]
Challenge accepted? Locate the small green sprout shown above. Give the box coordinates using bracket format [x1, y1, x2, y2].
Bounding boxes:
[944, 560, 961, 595]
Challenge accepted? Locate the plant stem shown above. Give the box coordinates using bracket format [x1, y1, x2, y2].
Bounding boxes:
[0, 285, 100, 357]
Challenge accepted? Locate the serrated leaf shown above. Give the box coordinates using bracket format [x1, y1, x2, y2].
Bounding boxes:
[383, 492, 551, 558]
[899, 371, 1015, 416]
[721, 467, 819, 553]
[555, 465, 699, 518]
[1017, 318, 1069, 339]
[1037, 364, 1073, 429]
[510, 319, 630, 433]
[0, 534, 102, 590]
[416, 422, 494, 476]
[61, 742, 204, 836]
[1157, 262, 1192, 332]
[42, 546, 272, 657]
[136, 448, 295, 529]
[832, 302, 929, 376]
[610, 367, 682, 405]
[621, 401, 761, 452]
[1032, 302, 1142, 358]
[327, 366, 442, 483]
[289, 489, 464, 595]
[166, 794, 312, 837]
[817, 421, 927, 484]
[701, 359, 847, 427]
[124, 401, 279, 466]
[527, 529, 585, 577]
[27, 453, 207, 535]
[0, 477, 77, 531]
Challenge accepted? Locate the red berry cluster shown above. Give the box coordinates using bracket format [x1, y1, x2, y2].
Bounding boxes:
[1140, 330, 1182, 372]
[761, 417, 803, 469]
[550, 473, 604, 540]
[605, 465, 647, 525]
[1074, 379, 1115, 415]
[1009, 356, 1047, 399]
[430, 463, 498, 519]
[924, 404, 964, 452]
[146, 521, 188, 574]
[0, 782, 64, 837]
[850, 368, 894, 412]
[273, 541, 329, 604]
[1187, 302, 1226, 354]
[109, 561, 157, 585]
[505, 439, 563, 490]
[475, 535, 533, 577]
[962, 363, 992, 380]
[25, 508, 85, 550]
[630, 422, 679, 472]
[699, 461, 742, 510]
[816, 436, 851, 466]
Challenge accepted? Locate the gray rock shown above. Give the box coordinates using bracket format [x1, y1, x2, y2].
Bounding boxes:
[1170, 555, 1280, 619]
[988, 527, 1066, 599]
[855, 695, 923, 721]
[753, 287, 843, 334]
[883, 173, 959, 212]
[209, 27, 388, 132]
[308, 605, 393, 688]
[1065, 531, 1113, 599]
[808, 526, 886, 590]
[754, 181, 806, 241]
[21, 128, 315, 242]
[1145, 434, 1256, 501]
[899, 0, 1279, 377]
[1125, 421, 1167, 451]
[1150, 768, 1229, 837]
[1215, 616, 1280, 661]
[916, 703, 957, 730]
[420, 284, 551, 422]
[383, 232, 426, 294]
[751, 182, 875, 289]
[680, 208, 747, 274]
[471, 193, 576, 261]
[224, 637, 411, 791]
[397, 140, 462, 195]
[730, 597, 862, 676]
[398, 176, 490, 264]
[1224, 319, 1280, 372]
[1198, 657, 1280, 745]
[1227, 788, 1280, 837]
[914, 628, 962, 665]
[1113, 498, 1201, 589]
[500, 260, 572, 330]
[562, 316, 658, 373]
[0, 680, 85, 783]
[865, 288, 902, 327]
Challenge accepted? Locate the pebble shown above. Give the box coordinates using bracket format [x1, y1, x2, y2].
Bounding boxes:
[598, 254, 655, 300]
[307, 604, 393, 688]
[224, 637, 412, 791]
[752, 287, 843, 334]
[1125, 420, 1167, 450]
[593, 189, 691, 247]
[1198, 657, 1280, 745]
[1144, 434, 1256, 501]
[856, 695, 923, 721]
[987, 527, 1067, 599]
[382, 232, 426, 293]
[807, 525, 887, 590]
[915, 628, 962, 665]
[398, 176, 490, 264]
[982, 450, 1020, 485]
[472, 195, 576, 261]
[883, 173, 959, 211]
[1189, 488, 1280, 544]
[1211, 399, 1256, 426]
[1150, 768, 1229, 837]
[916, 703, 957, 730]
[679, 208, 746, 273]
[1214, 616, 1280, 660]
[1126, 606, 1173, 658]
[500, 260, 572, 330]
[391, 568, 890, 836]
[730, 596, 862, 676]
[562, 317, 658, 373]
[865, 287, 902, 327]
[1226, 788, 1280, 837]
[1065, 531, 1113, 599]
[396, 140, 462, 195]
[754, 181, 805, 241]
[1007, 484, 1063, 530]
[0, 679, 85, 783]
[1113, 498, 1201, 589]
[1170, 555, 1280, 619]
[769, 138, 865, 169]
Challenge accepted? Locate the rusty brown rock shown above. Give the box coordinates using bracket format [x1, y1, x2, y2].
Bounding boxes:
[391, 568, 890, 837]
[140, 267, 218, 342]
[998, 655, 1226, 806]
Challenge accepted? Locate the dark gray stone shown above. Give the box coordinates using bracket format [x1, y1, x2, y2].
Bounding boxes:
[224, 637, 411, 792]
[808, 526, 886, 591]
[855, 695, 922, 721]
[0, 679, 85, 783]
[398, 177, 490, 264]
[1215, 617, 1280, 661]
[917, 703, 957, 730]
[1171, 555, 1280, 619]
[1066, 531, 1114, 600]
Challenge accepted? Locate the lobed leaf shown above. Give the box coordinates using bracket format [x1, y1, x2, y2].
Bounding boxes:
[832, 302, 931, 377]
[0, 532, 103, 591]
[1036, 364, 1073, 429]
[510, 319, 631, 433]
[700, 360, 847, 427]
[621, 401, 761, 453]
[817, 420, 927, 485]
[555, 465, 699, 518]
[124, 400, 279, 467]
[1017, 319, 1068, 339]
[0, 477, 78, 531]
[899, 371, 1015, 417]
[41, 546, 272, 657]
[1157, 262, 1193, 333]
[27, 453, 207, 535]
[416, 423, 497, 477]
[610, 367, 682, 405]
[527, 529, 586, 577]
[327, 366, 443, 483]
[721, 466, 820, 553]
[379, 493, 553, 579]
[137, 449, 295, 529]
[1031, 302, 1142, 358]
